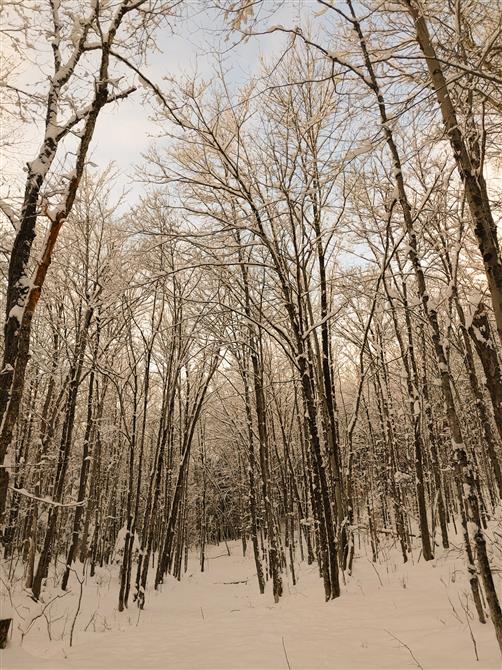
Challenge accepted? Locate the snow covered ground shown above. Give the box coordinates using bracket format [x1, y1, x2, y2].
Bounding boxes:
[2, 538, 501, 669]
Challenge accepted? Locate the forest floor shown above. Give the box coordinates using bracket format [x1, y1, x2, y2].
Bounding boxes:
[2, 535, 501, 669]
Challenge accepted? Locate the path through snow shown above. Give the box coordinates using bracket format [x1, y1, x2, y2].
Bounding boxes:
[3, 541, 501, 669]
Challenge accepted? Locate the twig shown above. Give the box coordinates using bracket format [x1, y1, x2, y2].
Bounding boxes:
[20, 591, 70, 642]
[367, 558, 383, 586]
[385, 629, 423, 670]
[282, 635, 292, 670]
[460, 595, 479, 661]
[84, 611, 97, 632]
[68, 568, 85, 647]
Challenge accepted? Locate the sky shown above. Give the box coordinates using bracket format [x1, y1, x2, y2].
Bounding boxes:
[3, 1, 499, 224]
[89, 2, 307, 203]
[0, 2, 307, 211]
[0, 2, 302, 209]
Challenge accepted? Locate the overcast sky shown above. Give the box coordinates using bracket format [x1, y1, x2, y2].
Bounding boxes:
[84, 2, 305, 205]
[6, 2, 498, 222]
[1, 2, 309, 211]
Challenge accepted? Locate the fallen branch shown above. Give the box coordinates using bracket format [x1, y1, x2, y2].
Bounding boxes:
[10, 487, 86, 508]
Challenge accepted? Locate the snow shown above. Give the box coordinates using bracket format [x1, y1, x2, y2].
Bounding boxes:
[8, 305, 25, 325]
[394, 470, 411, 484]
[463, 291, 483, 330]
[0, 200, 20, 230]
[344, 141, 373, 161]
[0, 564, 14, 620]
[2, 538, 500, 669]
[471, 325, 489, 346]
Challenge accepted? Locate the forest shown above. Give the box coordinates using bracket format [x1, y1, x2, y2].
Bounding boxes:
[1, 0, 502, 667]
